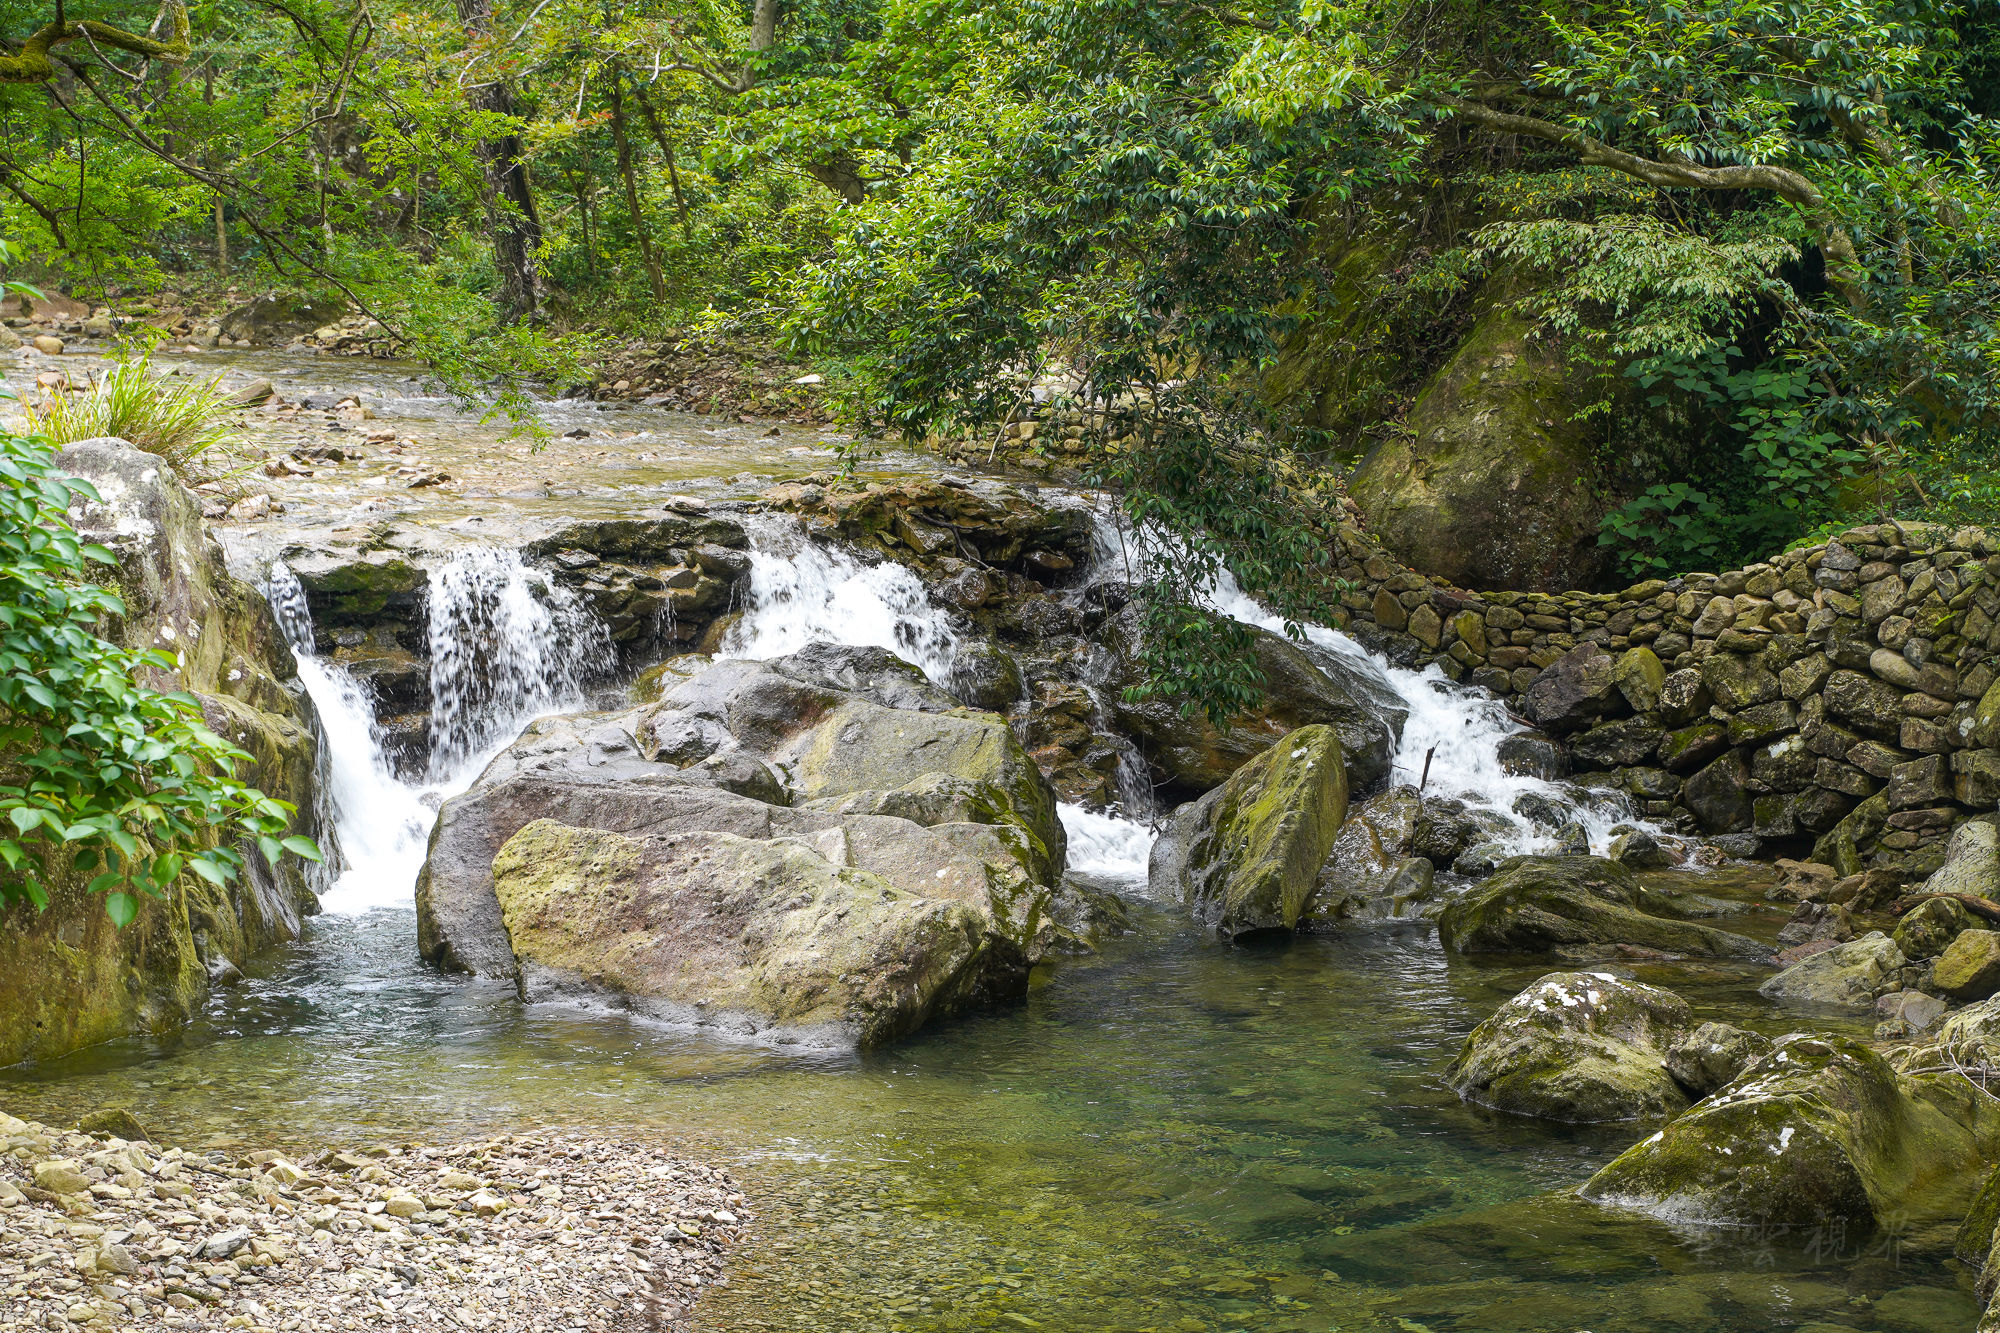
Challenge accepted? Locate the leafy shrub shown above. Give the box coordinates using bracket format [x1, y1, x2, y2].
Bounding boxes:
[0, 429, 317, 926]
[32, 349, 239, 474]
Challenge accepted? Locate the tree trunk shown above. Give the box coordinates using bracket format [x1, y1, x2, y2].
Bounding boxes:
[629, 82, 693, 239]
[456, 0, 544, 322]
[609, 71, 665, 303]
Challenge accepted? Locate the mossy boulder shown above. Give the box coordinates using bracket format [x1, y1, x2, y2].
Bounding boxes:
[1893, 896, 1977, 960]
[492, 820, 1023, 1048]
[1435, 856, 1768, 959]
[1664, 1022, 1773, 1098]
[0, 441, 323, 1068]
[1346, 274, 1622, 591]
[1447, 972, 1694, 1122]
[1150, 726, 1350, 937]
[1936, 929, 2000, 1002]
[1582, 1034, 2000, 1228]
[1759, 933, 1908, 1011]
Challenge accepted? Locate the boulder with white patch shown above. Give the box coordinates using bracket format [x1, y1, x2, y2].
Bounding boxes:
[1445, 971, 1695, 1122]
[1582, 1034, 2000, 1228]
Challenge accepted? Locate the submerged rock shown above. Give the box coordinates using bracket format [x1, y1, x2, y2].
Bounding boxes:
[1435, 856, 1768, 960]
[1447, 972, 1693, 1122]
[1582, 1034, 2000, 1228]
[1150, 726, 1349, 937]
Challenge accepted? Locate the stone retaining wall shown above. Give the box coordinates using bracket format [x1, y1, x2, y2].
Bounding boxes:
[1321, 517, 2000, 880]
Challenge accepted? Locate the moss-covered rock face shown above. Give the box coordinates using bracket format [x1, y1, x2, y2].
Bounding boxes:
[1448, 972, 1694, 1123]
[1149, 726, 1350, 938]
[1582, 1035, 2000, 1228]
[1346, 275, 1622, 592]
[1434, 856, 1768, 959]
[0, 440, 323, 1068]
[492, 820, 1019, 1049]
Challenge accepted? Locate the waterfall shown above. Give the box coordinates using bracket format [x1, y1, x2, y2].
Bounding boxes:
[267, 551, 606, 914]
[719, 515, 961, 684]
[1090, 511, 1653, 860]
[426, 548, 609, 779]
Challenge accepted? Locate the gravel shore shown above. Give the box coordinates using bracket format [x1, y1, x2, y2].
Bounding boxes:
[0, 1111, 749, 1331]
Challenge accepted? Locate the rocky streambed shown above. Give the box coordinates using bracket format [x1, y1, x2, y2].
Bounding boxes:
[9, 342, 2000, 1331]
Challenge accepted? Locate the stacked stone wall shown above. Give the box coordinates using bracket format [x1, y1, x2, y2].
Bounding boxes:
[1321, 518, 2000, 880]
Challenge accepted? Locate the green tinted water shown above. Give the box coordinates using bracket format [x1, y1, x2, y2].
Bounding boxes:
[0, 896, 1975, 1332]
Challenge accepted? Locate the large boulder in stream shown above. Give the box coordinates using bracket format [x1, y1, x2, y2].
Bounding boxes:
[1447, 972, 1694, 1123]
[1106, 608, 1401, 798]
[415, 646, 1074, 1046]
[1582, 1034, 2000, 1228]
[1435, 856, 1768, 960]
[1148, 726, 1349, 937]
[1758, 933, 1908, 1011]
[0, 440, 323, 1067]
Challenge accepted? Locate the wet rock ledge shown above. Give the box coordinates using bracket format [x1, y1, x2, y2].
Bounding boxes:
[0, 1111, 746, 1331]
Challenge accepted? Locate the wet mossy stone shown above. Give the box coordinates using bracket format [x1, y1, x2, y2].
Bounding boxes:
[1664, 1022, 1773, 1098]
[1936, 929, 2000, 1002]
[1583, 1034, 2000, 1228]
[1435, 856, 1768, 959]
[1759, 933, 1907, 1011]
[1893, 896, 1977, 961]
[1447, 971, 1694, 1123]
[1150, 726, 1349, 938]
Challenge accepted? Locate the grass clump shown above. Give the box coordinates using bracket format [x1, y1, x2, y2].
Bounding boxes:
[32, 351, 239, 473]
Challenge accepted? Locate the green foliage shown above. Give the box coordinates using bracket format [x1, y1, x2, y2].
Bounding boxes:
[0, 429, 318, 926]
[1600, 350, 1870, 576]
[31, 346, 238, 473]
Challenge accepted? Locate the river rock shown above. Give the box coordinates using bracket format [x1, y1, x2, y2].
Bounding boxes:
[1521, 644, 1620, 733]
[1446, 972, 1693, 1122]
[1924, 818, 1999, 900]
[1582, 1034, 2000, 1227]
[220, 291, 346, 344]
[1664, 1022, 1772, 1098]
[946, 640, 1025, 711]
[1304, 786, 1431, 921]
[1758, 933, 1907, 1010]
[492, 819, 1025, 1047]
[1936, 930, 2000, 1002]
[1108, 609, 1400, 796]
[1435, 856, 1768, 959]
[1150, 726, 1349, 937]
[1893, 896, 1977, 960]
[418, 648, 1069, 996]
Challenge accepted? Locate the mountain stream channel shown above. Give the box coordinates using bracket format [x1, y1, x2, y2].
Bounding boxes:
[0, 346, 1972, 1332]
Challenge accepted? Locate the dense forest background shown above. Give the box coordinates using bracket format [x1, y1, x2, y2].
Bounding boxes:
[6, 0, 2000, 608]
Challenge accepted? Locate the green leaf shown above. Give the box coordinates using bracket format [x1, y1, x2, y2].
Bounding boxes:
[280, 836, 325, 862]
[105, 892, 138, 929]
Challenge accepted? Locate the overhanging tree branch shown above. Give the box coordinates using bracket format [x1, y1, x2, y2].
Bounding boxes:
[0, 0, 189, 83]
[1440, 94, 1868, 312]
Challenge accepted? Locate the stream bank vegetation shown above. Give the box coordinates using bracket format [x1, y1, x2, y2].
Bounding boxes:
[3, 0, 1999, 710]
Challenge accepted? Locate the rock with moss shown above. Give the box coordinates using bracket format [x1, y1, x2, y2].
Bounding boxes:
[1435, 856, 1768, 960]
[1304, 786, 1438, 922]
[0, 440, 324, 1069]
[1759, 933, 1908, 1011]
[1893, 896, 1978, 960]
[417, 647, 1070, 1011]
[492, 820, 1024, 1048]
[1447, 972, 1694, 1122]
[1107, 607, 1400, 797]
[1345, 273, 1625, 591]
[1937, 930, 2000, 1002]
[1582, 1034, 2000, 1228]
[1664, 1022, 1773, 1098]
[1924, 818, 2000, 900]
[1150, 726, 1349, 937]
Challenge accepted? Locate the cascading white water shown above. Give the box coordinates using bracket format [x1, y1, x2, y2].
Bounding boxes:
[720, 515, 962, 684]
[1090, 509, 1656, 860]
[268, 551, 606, 914]
[426, 549, 609, 778]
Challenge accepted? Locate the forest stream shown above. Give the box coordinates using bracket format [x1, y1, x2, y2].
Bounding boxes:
[0, 346, 1983, 1333]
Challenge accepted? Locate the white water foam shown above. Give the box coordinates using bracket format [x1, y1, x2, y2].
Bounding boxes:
[1059, 804, 1157, 889]
[1091, 511, 1650, 858]
[720, 516, 960, 684]
[269, 552, 605, 914]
